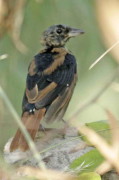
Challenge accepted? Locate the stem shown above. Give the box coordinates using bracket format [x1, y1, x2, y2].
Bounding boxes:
[0, 86, 46, 169]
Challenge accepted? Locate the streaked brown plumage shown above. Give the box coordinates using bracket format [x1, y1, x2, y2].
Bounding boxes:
[10, 24, 84, 152]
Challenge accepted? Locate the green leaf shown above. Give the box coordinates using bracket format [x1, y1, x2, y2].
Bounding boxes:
[78, 172, 101, 180]
[81, 120, 111, 144]
[70, 149, 104, 173]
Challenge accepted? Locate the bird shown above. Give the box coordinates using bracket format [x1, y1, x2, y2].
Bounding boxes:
[10, 24, 84, 152]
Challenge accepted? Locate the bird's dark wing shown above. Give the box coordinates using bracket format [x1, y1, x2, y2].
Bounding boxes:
[44, 74, 77, 123]
[22, 49, 77, 122]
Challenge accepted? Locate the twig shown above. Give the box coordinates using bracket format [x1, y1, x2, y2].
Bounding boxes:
[0, 54, 8, 61]
[105, 109, 119, 151]
[77, 108, 119, 174]
[17, 166, 76, 180]
[69, 67, 119, 124]
[12, 0, 28, 54]
[96, 160, 112, 175]
[89, 40, 119, 70]
[78, 125, 118, 168]
[0, 86, 46, 169]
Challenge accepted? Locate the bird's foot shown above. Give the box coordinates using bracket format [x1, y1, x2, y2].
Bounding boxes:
[59, 120, 70, 138]
[39, 124, 46, 132]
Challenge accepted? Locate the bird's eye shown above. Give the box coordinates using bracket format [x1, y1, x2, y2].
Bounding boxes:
[56, 29, 62, 34]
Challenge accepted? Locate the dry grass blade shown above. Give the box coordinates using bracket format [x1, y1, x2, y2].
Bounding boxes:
[77, 107, 119, 174]
[0, 164, 17, 180]
[0, 86, 46, 169]
[96, 161, 112, 175]
[17, 166, 76, 180]
[89, 40, 119, 70]
[0, 168, 10, 180]
[11, 0, 28, 54]
[78, 125, 119, 173]
[111, 82, 119, 92]
[0, 54, 8, 61]
[105, 109, 119, 151]
[78, 126, 116, 163]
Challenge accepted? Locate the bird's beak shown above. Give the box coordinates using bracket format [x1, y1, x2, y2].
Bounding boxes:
[68, 28, 85, 37]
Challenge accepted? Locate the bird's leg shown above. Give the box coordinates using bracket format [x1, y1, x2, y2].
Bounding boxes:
[39, 120, 69, 138]
[59, 119, 70, 138]
[39, 124, 55, 132]
[62, 118, 69, 127]
[39, 124, 46, 132]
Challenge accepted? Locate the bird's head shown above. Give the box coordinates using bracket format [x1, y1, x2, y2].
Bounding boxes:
[41, 24, 84, 48]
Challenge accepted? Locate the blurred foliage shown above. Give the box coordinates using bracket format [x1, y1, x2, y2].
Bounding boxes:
[81, 121, 111, 144]
[78, 172, 101, 180]
[0, 0, 28, 53]
[70, 149, 104, 174]
[96, 0, 119, 62]
[0, 0, 118, 152]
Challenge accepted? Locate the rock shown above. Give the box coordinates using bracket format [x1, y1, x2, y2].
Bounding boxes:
[4, 127, 93, 171]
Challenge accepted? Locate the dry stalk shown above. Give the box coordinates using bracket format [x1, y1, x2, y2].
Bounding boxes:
[75, 109, 119, 174]
[0, 0, 28, 54]
[17, 166, 76, 180]
[0, 86, 46, 169]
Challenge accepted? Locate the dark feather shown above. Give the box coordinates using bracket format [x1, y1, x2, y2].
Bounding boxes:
[10, 109, 46, 152]
[24, 49, 77, 118]
[44, 74, 77, 122]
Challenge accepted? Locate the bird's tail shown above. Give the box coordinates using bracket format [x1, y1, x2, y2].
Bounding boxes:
[10, 108, 46, 152]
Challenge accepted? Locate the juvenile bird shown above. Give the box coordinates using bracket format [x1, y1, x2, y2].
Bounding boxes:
[10, 24, 84, 152]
